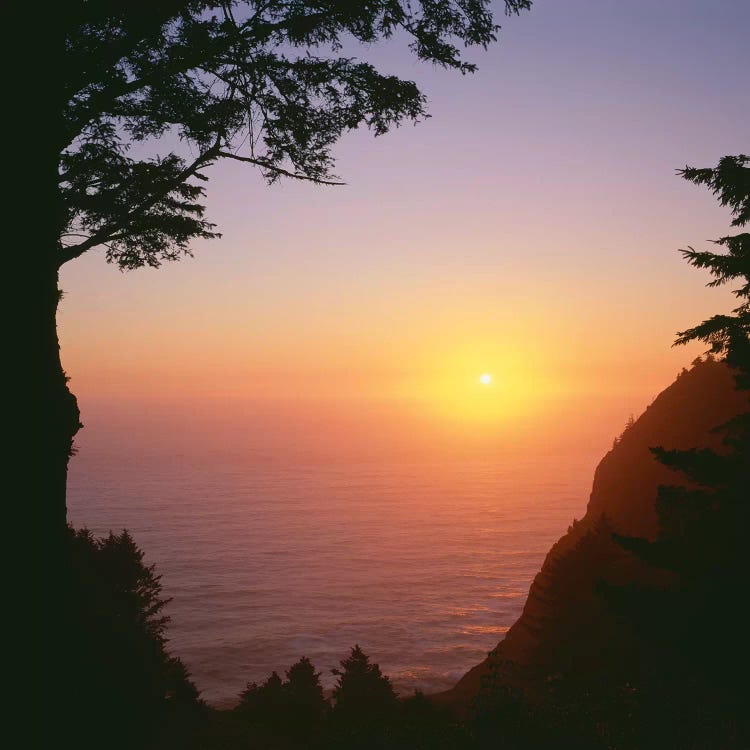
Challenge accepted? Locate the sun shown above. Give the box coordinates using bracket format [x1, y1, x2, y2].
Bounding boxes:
[479, 373, 492, 385]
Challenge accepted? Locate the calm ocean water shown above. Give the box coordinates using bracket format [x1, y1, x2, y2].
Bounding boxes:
[67, 451, 596, 706]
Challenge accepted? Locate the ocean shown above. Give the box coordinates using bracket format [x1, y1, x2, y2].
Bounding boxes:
[67, 450, 597, 707]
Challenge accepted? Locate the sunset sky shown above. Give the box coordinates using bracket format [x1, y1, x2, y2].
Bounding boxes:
[60, 0, 750, 463]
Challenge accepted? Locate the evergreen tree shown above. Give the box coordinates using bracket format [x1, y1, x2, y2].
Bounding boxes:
[636, 154, 749, 573]
[284, 656, 328, 734]
[611, 154, 749, 748]
[237, 670, 285, 720]
[675, 155, 750, 360]
[330, 645, 399, 747]
[65, 527, 203, 750]
[236, 662, 327, 747]
[332, 645, 398, 718]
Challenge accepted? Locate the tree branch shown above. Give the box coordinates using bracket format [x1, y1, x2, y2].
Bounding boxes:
[57, 141, 222, 266]
[216, 150, 346, 185]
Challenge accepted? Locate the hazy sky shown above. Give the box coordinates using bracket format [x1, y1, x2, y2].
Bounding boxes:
[60, 0, 750, 462]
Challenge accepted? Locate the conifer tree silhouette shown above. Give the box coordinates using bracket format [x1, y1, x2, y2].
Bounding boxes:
[612, 154, 749, 747]
[66, 527, 202, 749]
[284, 656, 328, 735]
[331, 645, 399, 747]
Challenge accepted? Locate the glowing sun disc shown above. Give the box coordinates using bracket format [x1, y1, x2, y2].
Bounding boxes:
[479, 373, 492, 385]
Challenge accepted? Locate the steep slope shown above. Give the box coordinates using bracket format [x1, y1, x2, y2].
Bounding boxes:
[439, 359, 748, 708]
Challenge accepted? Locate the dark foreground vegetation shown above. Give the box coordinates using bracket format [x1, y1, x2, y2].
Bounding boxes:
[59, 482, 748, 750]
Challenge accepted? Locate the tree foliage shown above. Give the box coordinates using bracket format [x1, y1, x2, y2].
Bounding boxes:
[332, 644, 399, 718]
[609, 155, 750, 748]
[649, 155, 750, 562]
[65, 526, 203, 749]
[328, 645, 400, 747]
[236, 656, 327, 740]
[57, 0, 530, 270]
[674, 155, 750, 366]
[284, 656, 328, 730]
[237, 670, 286, 725]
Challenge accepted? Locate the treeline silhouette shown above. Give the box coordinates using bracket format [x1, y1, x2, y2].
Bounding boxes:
[62, 524, 463, 750]
[61, 482, 744, 750]
[62, 521, 615, 750]
[60, 521, 627, 749]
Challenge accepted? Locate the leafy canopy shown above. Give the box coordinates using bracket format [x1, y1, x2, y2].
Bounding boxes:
[58, 0, 530, 270]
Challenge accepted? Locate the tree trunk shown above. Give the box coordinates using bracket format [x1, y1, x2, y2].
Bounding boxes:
[5, 0, 80, 541]
[39, 261, 82, 537]
[6, 5, 83, 744]
[21, 176, 82, 750]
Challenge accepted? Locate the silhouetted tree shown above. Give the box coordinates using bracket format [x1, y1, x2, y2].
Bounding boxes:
[610, 154, 750, 748]
[235, 660, 327, 748]
[284, 656, 328, 737]
[65, 527, 203, 750]
[612, 413, 636, 447]
[332, 645, 399, 717]
[12, 0, 531, 544]
[237, 670, 285, 723]
[330, 645, 399, 747]
[674, 155, 749, 360]
[635, 154, 749, 579]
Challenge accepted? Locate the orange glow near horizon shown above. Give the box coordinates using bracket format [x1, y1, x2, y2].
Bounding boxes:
[60, 277, 714, 466]
[56, 0, 747, 465]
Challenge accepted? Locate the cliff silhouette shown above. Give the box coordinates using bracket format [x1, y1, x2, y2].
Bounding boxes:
[438, 358, 749, 709]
